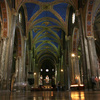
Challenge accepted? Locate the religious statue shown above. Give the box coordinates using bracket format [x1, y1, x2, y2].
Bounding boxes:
[45, 75, 49, 83]
[39, 75, 43, 88]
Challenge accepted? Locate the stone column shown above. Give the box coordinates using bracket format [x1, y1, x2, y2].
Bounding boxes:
[84, 37, 91, 89]
[63, 49, 68, 90]
[22, 37, 27, 82]
[87, 37, 98, 76]
[66, 38, 71, 90]
[71, 56, 75, 84]
[55, 64, 57, 85]
[33, 58, 35, 72]
[15, 58, 19, 81]
[23, 37, 27, 80]
[57, 58, 61, 82]
[14, 56, 22, 90]
[76, 10, 88, 89]
[34, 64, 39, 88]
[3, 38, 9, 89]
[18, 57, 22, 83]
[7, 15, 17, 90]
[0, 38, 7, 89]
[0, 39, 2, 89]
[74, 57, 81, 84]
[29, 50, 32, 71]
[60, 55, 64, 85]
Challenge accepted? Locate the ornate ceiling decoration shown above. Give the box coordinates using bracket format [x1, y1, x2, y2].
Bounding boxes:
[16, 0, 77, 64]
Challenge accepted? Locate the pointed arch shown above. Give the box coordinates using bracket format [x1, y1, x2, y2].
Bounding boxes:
[15, 27, 22, 56]
[0, 0, 8, 37]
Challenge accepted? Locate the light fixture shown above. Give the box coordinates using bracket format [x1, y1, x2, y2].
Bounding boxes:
[61, 69, 63, 72]
[71, 53, 75, 57]
[99, 76, 100, 80]
[41, 69, 43, 71]
[94, 38, 97, 40]
[19, 13, 22, 23]
[78, 56, 80, 58]
[34, 72, 36, 75]
[46, 69, 49, 72]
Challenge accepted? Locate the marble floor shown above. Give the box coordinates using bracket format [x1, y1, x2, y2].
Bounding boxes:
[0, 90, 100, 100]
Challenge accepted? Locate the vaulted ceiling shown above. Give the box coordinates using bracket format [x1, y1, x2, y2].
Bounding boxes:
[21, 0, 76, 65]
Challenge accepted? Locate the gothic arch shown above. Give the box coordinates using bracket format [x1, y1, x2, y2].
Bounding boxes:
[15, 27, 22, 57]
[0, 0, 8, 38]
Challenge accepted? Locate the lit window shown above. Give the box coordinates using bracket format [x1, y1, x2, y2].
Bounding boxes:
[41, 69, 43, 71]
[46, 69, 49, 72]
[72, 13, 75, 24]
[19, 13, 22, 23]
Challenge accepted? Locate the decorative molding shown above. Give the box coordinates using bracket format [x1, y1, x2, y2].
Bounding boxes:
[86, 0, 94, 36]
[1, 1, 8, 38]
[72, 28, 79, 53]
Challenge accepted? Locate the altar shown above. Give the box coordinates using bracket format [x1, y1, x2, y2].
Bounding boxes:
[43, 75, 51, 86]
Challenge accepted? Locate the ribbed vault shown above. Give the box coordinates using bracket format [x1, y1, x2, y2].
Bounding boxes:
[20, 0, 76, 66]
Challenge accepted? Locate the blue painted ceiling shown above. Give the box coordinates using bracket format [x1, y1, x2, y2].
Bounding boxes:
[25, 1, 68, 62]
[38, 0, 55, 2]
[25, 3, 40, 21]
[53, 3, 68, 21]
[33, 11, 60, 22]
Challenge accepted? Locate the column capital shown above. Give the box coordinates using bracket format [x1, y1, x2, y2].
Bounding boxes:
[59, 58, 61, 60]
[1, 36, 8, 40]
[15, 56, 21, 59]
[75, 10, 80, 16]
[30, 50, 32, 52]
[56, 64, 59, 66]
[23, 36, 28, 41]
[86, 36, 94, 40]
[65, 36, 71, 41]
[12, 8, 18, 16]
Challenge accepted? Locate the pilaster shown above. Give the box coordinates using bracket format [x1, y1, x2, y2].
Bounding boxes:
[22, 37, 27, 81]
[29, 50, 32, 71]
[34, 64, 39, 88]
[60, 55, 64, 85]
[55, 64, 57, 85]
[57, 58, 61, 82]
[71, 56, 75, 84]
[18, 56, 22, 82]
[87, 37, 98, 76]
[66, 38, 71, 90]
